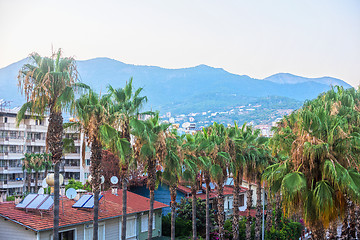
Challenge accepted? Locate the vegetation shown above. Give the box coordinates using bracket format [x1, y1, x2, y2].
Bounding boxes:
[16, 49, 359, 240]
[17, 49, 84, 240]
[264, 86, 360, 239]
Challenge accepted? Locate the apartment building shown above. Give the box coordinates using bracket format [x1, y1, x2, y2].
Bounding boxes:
[0, 108, 90, 196]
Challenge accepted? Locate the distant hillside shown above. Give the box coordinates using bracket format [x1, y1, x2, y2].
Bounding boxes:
[0, 57, 352, 117]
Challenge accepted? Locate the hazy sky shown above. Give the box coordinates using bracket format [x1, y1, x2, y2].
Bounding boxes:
[1, 0, 359, 86]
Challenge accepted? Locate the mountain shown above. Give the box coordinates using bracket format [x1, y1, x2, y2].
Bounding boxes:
[264, 73, 351, 87]
[0, 57, 352, 116]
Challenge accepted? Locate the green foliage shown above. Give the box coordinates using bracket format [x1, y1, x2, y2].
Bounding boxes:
[162, 213, 192, 237]
[65, 178, 91, 191]
[167, 197, 216, 237]
[6, 196, 15, 201]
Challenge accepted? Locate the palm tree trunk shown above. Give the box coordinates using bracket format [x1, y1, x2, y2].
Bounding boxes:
[217, 182, 225, 240]
[93, 190, 100, 240]
[232, 174, 240, 240]
[27, 171, 31, 193]
[275, 193, 281, 230]
[205, 178, 210, 240]
[90, 136, 102, 240]
[356, 205, 360, 240]
[191, 187, 197, 240]
[255, 176, 262, 240]
[328, 220, 338, 240]
[341, 197, 350, 240]
[265, 188, 272, 233]
[54, 162, 60, 240]
[246, 184, 253, 240]
[311, 222, 325, 240]
[170, 185, 177, 240]
[35, 171, 38, 193]
[48, 109, 63, 240]
[147, 158, 156, 240]
[148, 189, 154, 240]
[349, 200, 356, 239]
[121, 171, 127, 240]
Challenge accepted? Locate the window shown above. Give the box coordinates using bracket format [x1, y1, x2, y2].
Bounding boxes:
[126, 218, 136, 238]
[239, 194, 245, 207]
[85, 224, 104, 240]
[84, 172, 90, 180]
[141, 214, 155, 232]
[59, 229, 75, 240]
[86, 159, 91, 166]
[4, 117, 7, 123]
[141, 215, 148, 232]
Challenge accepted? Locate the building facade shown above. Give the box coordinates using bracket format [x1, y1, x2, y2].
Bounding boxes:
[0, 108, 90, 197]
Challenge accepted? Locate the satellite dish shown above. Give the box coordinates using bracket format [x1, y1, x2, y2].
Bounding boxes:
[66, 188, 77, 199]
[100, 175, 105, 184]
[182, 122, 190, 128]
[42, 179, 48, 188]
[110, 176, 118, 185]
[38, 188, 44, 194]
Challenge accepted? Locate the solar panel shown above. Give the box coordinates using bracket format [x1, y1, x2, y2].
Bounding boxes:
[72, 195, 92, 208]
[38, 196, 54, 210]
[82, 195, 103, 209]
[26, 195, 48, 209]
[16, 194, 38, 208]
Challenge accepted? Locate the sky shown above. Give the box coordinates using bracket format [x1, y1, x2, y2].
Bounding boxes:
[0, 0, 359, 86]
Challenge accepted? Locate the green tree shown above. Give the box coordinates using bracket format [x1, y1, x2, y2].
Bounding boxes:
[162, 130, 183, 240]
[264, 87, 360, 239]
[107, 79, 147, 240]
[22, 153, 33, 193]
[73, 89, 111, 240]
[17, 49, 84, 240]
[131, 112, 170, 239]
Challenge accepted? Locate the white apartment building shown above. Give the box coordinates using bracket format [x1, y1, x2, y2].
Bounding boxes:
[0, 108, 90, 197]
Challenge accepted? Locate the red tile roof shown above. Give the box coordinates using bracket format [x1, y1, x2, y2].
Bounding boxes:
[0, 190, 168, 232]
[239, 209, 266, 217]
[177, 185, 247, 200]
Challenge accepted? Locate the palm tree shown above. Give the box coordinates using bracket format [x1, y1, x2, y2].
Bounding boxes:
[162, 130, 183, 240]
[73, 89, 111, 240]
[264, 87, 360, 239]
[234, 124, 260, 240]
[31, 153, 45, 193]
[206, 123, 230, 240]
[107, 79, 147, 240]
[131, 113, 170, 239]
[181, 142, 200, 240]
[17, 49, 84, 240]
[22, 153, 33, 193]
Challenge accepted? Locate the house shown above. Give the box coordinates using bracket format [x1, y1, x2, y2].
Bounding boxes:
[177, 183, 248, 219]
[0, 189, 167, 240]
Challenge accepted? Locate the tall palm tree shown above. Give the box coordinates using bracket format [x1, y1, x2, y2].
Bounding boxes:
[107, 79, 147, 240]
[181, 144, 200, 240]
[73, 89, 111, 240]
[264, 87, 360, 239]
[131, 113, 170, 239]
[17, 49, 84, 240]
[206, 122, 230, 240]
[31, 153, 45, 193]
[162, 130, 183, 240]
[22, 153, 33, 193]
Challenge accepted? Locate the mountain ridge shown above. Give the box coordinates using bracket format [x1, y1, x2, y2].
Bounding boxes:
[0, 57, 352, 116]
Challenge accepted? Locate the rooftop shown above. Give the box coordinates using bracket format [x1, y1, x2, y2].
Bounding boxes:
[0, 190, 168, 232]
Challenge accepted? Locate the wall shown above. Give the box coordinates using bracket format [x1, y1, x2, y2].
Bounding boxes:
[0, 217, 37, 240]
